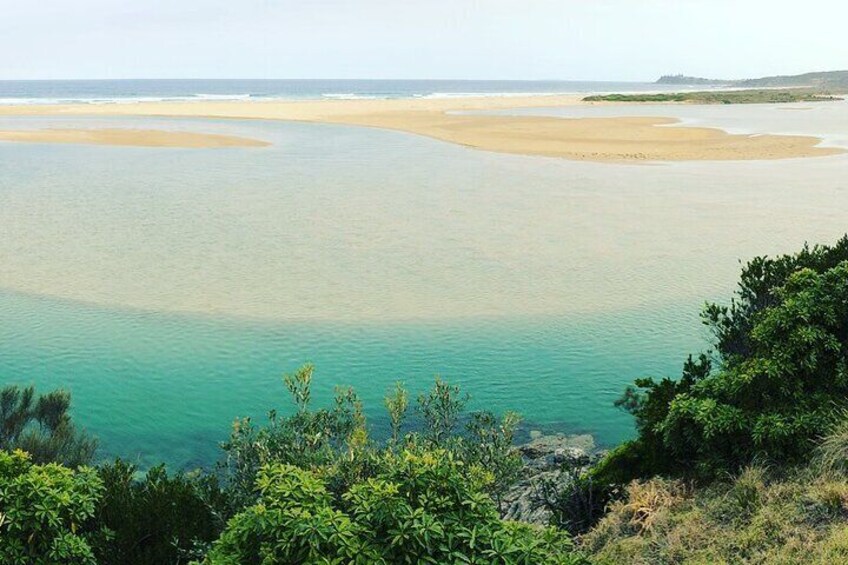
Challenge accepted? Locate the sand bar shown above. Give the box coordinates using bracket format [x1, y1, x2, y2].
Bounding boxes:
[0, 96, 843, 161]
[0, 128, 270, 148]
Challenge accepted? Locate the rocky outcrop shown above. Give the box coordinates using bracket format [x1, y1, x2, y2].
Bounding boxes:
[500, 432, 597, 525]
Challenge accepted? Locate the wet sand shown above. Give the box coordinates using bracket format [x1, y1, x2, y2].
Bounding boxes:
[0, 96, 842, 161]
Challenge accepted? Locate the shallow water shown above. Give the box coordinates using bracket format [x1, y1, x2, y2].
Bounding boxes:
[2, 105, 848, 469]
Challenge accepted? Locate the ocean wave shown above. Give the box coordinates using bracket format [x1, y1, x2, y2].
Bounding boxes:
[414, 91, 572, 99]
[0, 93, 255, 106]
[321, 93, 387, 100]
[193, 93, 253, 101]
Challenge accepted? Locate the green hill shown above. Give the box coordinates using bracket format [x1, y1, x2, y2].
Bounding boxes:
[657, 70, 848, 90]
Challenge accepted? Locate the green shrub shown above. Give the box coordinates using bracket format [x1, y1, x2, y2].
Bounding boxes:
[221, 368, 525, 511]
[0, 449, 104, 564]
[607, 237, 848, 480]
[203, 448, 584, 564]
[220, 364, 366, 508]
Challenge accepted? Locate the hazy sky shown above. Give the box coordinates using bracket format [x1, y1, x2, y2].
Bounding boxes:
[2, 0, 846, 81]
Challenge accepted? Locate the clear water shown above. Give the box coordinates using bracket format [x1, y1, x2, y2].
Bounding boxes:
[2, 95, 848, 470]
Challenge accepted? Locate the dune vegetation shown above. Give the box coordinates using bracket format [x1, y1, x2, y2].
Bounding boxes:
[4, 236, 848, 563]
[583, 90, 843, 104]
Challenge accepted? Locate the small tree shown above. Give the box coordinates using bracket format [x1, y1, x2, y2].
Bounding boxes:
[384, 381, 409, 446]
[600, 237, 848, 482]
[0, 385, 97, 467]
[417, 376, 468, 446]
[463, 410, 523, 511]
[220, 365, 364, 507]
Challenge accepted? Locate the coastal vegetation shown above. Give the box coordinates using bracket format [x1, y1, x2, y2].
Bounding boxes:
[583, 90, 843, 104]
[0, 374, 582, 564]
[5, 236, 848, 563]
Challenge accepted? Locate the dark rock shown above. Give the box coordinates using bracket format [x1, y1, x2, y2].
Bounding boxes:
[500, 433, 599, 525]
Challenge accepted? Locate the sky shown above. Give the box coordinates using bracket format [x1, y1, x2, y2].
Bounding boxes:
[2, 0, 846, 81]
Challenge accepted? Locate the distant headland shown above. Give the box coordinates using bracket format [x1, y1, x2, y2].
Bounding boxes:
[657, 70, 848, 89]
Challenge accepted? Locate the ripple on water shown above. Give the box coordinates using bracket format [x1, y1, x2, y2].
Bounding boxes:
[0, 290, 706, 469]
[3, 110, 848, 469]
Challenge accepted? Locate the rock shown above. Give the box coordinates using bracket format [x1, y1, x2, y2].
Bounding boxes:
[499, 433, 599, 525]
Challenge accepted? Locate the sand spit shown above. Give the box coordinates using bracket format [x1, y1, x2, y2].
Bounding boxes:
[0, 128, 270, 148]
[0, 96, 842, 161]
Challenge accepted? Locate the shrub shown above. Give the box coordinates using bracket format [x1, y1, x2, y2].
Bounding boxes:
[220, 364, 365, 508]
[221, 368, 526, 511]
[462, 410, 524, 511]
[0, 449, 104, 565]
[535, 454, 613, 536]
[607, 237, 848, 480]
[203, 448, 585, 564]
[416, 376, 469, 446]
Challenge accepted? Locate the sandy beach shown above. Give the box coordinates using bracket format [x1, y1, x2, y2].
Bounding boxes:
[0, 95, 843, 161]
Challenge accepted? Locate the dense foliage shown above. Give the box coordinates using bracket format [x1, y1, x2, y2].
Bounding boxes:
[221, 367, 524, 512]
[0, 449, 103, 564]
[204, 449, 582, 564]
[90, 460, 228, 565]
[1, 370, 549, 564]
[603, 236, 848, 480]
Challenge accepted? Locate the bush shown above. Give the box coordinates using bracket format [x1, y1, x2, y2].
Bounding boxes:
[0, 449, 104, 564]
[203, 448, 585, 564]
[220, 364, 366, 508]
[608, 237, 848, 480]
[221, 367, 525, 509]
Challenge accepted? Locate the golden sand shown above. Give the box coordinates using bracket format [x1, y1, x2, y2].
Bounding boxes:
[0, 128, 270, 148]
[0, 96, 842, 161]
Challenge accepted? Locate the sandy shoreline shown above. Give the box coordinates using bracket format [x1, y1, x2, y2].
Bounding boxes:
[0, 95, 843, 161]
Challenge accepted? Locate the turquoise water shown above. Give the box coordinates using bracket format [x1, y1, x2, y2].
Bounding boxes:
[0, 290, 703, 469]
[3, 104, 848, 470]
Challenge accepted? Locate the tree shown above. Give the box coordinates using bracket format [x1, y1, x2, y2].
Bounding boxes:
[602, 237, 848, 481]
[417, 377, 468, 446]
[0, 385, 97, 467]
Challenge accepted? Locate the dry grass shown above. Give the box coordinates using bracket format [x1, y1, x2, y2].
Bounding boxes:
[581, 465, 848, 564]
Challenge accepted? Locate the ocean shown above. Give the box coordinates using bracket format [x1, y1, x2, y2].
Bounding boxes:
[0, 78, 694, 105]
[2, 82, 847, 470]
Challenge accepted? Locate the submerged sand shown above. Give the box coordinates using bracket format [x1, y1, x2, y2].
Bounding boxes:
[0, 95, 843, 161]
[0, 128, 270, 148]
